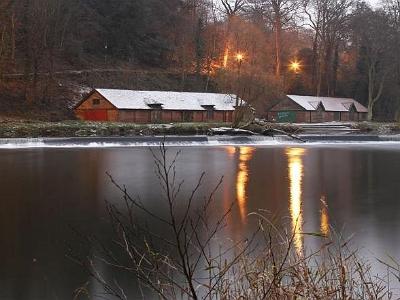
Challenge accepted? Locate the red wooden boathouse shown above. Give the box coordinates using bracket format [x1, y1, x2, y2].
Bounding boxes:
[74, 89, 240, 123]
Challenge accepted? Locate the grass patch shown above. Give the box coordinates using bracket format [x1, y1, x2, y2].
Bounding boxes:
[0, 120, 231, 138]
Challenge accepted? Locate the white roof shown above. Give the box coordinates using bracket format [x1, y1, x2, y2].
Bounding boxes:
[94, 89, 239, 111]
[287, 95, 368, 113]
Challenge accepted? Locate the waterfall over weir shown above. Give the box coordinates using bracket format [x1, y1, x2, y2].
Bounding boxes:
[0, 135, 400, 149]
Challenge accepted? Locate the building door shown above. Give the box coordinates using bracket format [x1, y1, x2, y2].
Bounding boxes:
[349, 106, 356, 121]
[277, 111, 296, 122]
[85, 110, 108, 121]
[151, 110, 162, 123]
[314, 106, 323, 123]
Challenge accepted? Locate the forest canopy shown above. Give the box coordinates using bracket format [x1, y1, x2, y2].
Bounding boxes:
[0, 0, 399, 120]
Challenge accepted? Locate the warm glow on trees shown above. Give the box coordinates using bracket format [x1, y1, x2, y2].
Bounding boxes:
[1, 0, 399, 120]
[223, 48, 229, 67]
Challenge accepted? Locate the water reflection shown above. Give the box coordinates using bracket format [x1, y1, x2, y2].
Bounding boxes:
[236, 147, 255, 222]
[320, 196, 330, 236]
[225, 146, 237, 158]
[286, 148, 306, 254]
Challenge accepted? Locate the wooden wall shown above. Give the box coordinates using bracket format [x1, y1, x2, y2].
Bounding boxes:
[116, 110, 233, 123]
[75, 92, 235, 123]
[269, 98, 304, 112]
[267, 111, 368, 123]
[267, 98, 368, 123]
[75, 92, 118, 121]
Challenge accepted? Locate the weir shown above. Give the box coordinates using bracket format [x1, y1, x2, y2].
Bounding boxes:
[0, 134, 400, 149]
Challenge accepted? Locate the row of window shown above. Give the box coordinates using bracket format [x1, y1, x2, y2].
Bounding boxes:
[150, 111, 214, 122]
[92, 98, 215, 120]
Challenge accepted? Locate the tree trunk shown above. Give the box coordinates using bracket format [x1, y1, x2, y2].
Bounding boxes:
[194, 17, 204, 78]
[367, 63, 387, 121]
[324, 40, 333, 96]
[11, 12, 15, 66]
[274, 15, 282, 78]
[367, 66, 375, 121]
[316, 54, 323, 97]
[367, 101, 374, 121]
[21, 0, 32, 102]
[331, 42, 339, 96]
[311, 33, 319, 90]
[395, 107, 400, 122]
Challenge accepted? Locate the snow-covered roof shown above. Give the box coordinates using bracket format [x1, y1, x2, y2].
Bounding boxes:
[94, 89, 239, 111]
[287, 95, 368, 113]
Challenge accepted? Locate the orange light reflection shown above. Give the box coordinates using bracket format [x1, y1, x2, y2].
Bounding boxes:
[236, 147, 255, 222]
[286, 147, 306, 255]
[320, 196, 329, 236]
[225, 146, 236, 158]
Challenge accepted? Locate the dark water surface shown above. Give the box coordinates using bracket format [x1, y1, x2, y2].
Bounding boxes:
[1, 144, 400, 299]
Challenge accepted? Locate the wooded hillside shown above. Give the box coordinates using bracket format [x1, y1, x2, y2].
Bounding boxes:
[0, 0, 399, 121]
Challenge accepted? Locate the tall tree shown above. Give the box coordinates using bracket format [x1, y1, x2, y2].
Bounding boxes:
[352, 3, 396, 120]
[382, 0, 400, 120]
[249, 0, 299, 78]
[303, 0, 352, 96]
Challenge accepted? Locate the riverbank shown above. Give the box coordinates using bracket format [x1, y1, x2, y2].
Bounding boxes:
[0, 120, 399, 138]
[0, 120, 300, 138]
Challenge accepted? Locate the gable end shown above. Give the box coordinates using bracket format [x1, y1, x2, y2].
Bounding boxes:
[269, 97, 307, 112]
[74, 90, 117, 110]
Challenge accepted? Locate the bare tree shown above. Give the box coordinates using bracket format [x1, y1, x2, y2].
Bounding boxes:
[249, 0, 299, 78]
[303, 0, 352, 96]
[352, 4, 396, 120]
[382, 0, 400, 121]
[0, 0, 14, 78]
[221, 0, 248, 16]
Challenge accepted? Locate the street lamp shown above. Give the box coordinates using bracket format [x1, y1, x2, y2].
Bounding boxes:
[289, 60, 301, 73]
[236, 53, 244, 62]
[104, 43, 108, 65]
[235, 53, 244, 107]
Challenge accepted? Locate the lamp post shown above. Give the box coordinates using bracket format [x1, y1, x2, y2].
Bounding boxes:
[286, 59, 302, 94]
[104, 44, 108, 66]
[235, 53, 244, 107]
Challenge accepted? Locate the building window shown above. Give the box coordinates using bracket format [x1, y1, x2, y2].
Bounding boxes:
[334, 112, 340, 121]
[148, 103, 163, 110]
[92, 98, 100, 105]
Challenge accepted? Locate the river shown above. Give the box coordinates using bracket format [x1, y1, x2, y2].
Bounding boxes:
[1, 142, 400, 299]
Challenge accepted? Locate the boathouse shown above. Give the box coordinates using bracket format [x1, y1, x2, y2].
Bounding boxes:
[74, 89, 240, 123]
[267, 95, 368, 123]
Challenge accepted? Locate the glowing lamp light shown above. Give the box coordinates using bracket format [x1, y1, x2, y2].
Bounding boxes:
[289, 60, 301, 73]
[236, 53, 244, 62]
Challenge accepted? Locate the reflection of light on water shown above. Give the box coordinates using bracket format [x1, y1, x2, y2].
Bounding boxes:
[286, 148, 306, 255]
[236, 147, 255, 222]
[320, 196, 329, 236]
[225, 146, 236, 158]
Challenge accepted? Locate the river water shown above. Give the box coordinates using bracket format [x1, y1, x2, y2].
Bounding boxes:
[1, 143, 400, 299]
